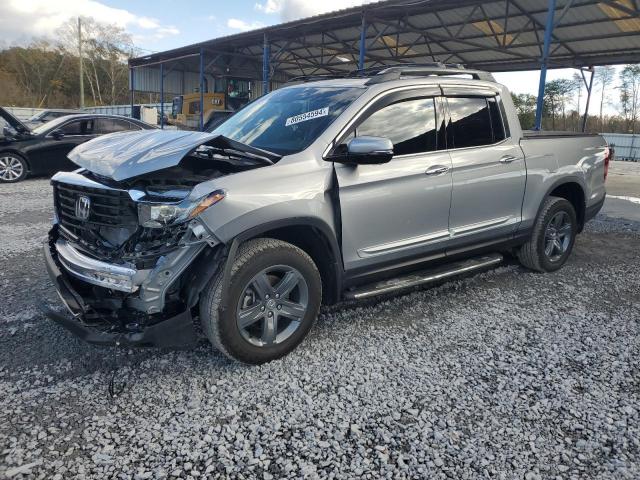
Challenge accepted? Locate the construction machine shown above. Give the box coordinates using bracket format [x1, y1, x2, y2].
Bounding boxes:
[169, 78, 251, 130]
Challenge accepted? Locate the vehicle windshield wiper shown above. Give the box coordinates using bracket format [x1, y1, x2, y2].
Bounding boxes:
[196, 135, 281, 166]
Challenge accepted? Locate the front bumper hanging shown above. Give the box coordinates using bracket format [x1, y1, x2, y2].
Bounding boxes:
[40, 238, 198, 348]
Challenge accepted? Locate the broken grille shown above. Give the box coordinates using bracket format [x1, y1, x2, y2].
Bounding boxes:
[53, 182, 138, 237]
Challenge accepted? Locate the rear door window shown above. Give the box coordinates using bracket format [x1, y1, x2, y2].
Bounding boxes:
[354, 97, 438, 156]
[447, 97, 493, 148]
[96, 118, 133, 134]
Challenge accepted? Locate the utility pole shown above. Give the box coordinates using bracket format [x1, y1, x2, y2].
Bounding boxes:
[78, 17, 84, 109]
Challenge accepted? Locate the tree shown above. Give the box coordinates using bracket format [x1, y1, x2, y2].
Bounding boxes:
[56, 17, 137, 106]
[619, 64, 640, 134]
[595, 66, 616, 131]
[0, 41, 71, 108]
[572, 72, 583, 117]
[544, 79, 574, 130]
[511, 93, 537, 129]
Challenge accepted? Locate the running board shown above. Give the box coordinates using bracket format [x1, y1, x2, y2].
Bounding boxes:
[344, 253, 504, 300]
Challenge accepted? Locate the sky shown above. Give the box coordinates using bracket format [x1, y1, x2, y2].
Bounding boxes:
[0, 0, 625, 111]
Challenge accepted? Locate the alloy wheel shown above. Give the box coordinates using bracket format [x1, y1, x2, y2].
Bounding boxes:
[0, 156, 24, 181]
[236, 265, 309, 347]
[544, 211, 572, 262]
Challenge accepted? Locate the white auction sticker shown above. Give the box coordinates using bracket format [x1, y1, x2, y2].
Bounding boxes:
[285, 107, 329, 126]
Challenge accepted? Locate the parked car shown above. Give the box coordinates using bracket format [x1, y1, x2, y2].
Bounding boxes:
[40, 65, 610, 364]
[24, 109, 83, 127]
[0, 108, 155, 183]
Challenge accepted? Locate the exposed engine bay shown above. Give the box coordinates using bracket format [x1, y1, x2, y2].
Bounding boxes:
[56, 134, 278, 269]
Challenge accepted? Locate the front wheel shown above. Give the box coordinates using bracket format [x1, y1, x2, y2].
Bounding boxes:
[518, 196, 577, 272]
[0, 153, 28, 183]
[200, 238, 322, 364]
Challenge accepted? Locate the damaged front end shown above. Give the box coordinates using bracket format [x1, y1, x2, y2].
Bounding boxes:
[40, 131, 277, 347]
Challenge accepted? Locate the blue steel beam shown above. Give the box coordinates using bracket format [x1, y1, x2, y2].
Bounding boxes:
[160, 63, 164, 129]
[263, 34, 270, 95]
[581, 66, 594, 132]
[199, 48, 204, 132]
[359, 13, 367, 71]
[534, 0, 557, 131]
[129, 67, 134, 119]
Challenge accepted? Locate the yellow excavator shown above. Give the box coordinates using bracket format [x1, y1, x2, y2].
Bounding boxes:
[169, 78, 251, 131]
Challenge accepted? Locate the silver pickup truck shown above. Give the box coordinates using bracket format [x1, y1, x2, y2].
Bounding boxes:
[41, 65, 610, 364]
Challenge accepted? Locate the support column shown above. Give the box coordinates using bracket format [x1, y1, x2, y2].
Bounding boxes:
[581, 67, 594, 132]
[359, 13, 367, 71]
[534, 0, 557, 131]
[129, 67, 135, 119]
[160, 63, 164, 129]
[199, 48, 204, 131]
[262, 34, 270, 95]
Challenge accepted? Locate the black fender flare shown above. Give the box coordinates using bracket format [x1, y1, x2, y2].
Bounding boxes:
[218, 217, 344, 310]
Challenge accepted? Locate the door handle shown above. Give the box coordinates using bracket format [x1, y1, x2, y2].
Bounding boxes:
[499, 155, 519, 164]
[425, 165, 450, 175]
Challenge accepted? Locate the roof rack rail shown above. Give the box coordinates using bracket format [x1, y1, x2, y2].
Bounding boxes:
[286, 74, 348, 84]
[363, 64, 496, 85]
[284, 63, 496, 86]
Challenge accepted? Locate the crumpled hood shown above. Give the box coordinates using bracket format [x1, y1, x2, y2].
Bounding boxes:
[68, 129, 220, 181]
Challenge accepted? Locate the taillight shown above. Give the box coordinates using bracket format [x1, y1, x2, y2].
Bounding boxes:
[604, 146, 611, 181]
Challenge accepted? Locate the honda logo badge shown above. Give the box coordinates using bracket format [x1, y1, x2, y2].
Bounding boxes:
[75, 195, 91, 220]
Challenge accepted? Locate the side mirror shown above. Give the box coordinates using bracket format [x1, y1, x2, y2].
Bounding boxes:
[328, 136, 394, 165]
[2, 125, 17, 138]
[51, 130, 65, 140]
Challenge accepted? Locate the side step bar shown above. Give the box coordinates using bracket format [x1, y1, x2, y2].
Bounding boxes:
[344, 253, 504, 300]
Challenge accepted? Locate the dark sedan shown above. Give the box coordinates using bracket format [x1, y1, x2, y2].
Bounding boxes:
[0, 108, 155, 183]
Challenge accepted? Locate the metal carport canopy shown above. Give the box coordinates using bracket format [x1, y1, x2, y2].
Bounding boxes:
[129, 0, 640, 130]
[130, 0, 640, 73]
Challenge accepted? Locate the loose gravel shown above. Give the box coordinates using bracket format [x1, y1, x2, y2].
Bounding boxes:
[0, 178, 639, 479]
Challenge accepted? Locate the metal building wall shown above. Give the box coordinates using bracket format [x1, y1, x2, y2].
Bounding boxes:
[131, 67, 216, 96]
[602, 133, 640, 161]
[132, 65, 290, 99]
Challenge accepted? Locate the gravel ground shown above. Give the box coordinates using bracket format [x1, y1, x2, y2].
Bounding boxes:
[0, 178, 639, 480]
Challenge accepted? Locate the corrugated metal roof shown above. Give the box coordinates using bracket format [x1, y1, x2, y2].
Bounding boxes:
[130, 0, 640, 79]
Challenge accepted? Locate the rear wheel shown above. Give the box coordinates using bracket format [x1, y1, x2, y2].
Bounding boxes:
[518, 196, 577, 272]
[0, 153, 27, 183]
[200, 238, 322, 364]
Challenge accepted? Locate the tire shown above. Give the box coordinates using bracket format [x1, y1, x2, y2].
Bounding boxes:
[518, 196, 577, 273]
[0, 153, 28, 183]
[200, 238, 322, 364]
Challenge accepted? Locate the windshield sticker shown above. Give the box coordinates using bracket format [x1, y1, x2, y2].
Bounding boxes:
[285, 107, 329, 127]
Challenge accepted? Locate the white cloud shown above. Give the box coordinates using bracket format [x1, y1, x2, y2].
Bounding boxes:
[253, 0, 377, 21]
[227, 18, 265, 32]
[136, 17, 160, 30]
[254, 0, 282, 14]
[0, 0, 179, 45]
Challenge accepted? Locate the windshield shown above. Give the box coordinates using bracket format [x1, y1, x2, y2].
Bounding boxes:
[212, 86, 364, 155]
[28, 112, 46, 121]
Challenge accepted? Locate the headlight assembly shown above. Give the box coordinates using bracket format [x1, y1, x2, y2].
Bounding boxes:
[138, 190, 225, 228]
